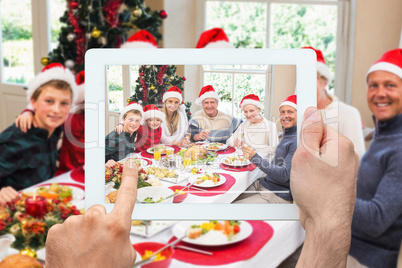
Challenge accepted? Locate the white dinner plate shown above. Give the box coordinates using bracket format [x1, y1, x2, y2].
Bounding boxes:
[202, 142, 228, 152]
[119, 158, 149, 168]
[23, 183, 85, 201]
[222, 156, 251, 167]
[146, 145, 175, 155]
[172, 221, 253, 246]
[130, 221, 177, 238]
[188, 173, 226, 188]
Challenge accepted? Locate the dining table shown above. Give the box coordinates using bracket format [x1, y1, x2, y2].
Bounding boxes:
[1, 145, 305, 267]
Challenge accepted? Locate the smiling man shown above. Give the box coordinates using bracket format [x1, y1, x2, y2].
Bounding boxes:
[0, 63, 77, 205]
[189, 85, 240, 143]
[234, 95, 297, 204]
[348, 49, 402, 268]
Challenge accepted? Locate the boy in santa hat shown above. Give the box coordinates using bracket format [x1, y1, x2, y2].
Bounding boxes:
[135, 104, 166, 152]
[189, 85, 241, 144]
[105, 101, 143, 165]
[0, 63, 77, 205]
[226, 94, 278, 159]
[348, 48, 402, 268]
[302, 46, 365, 159]
[234, 95, 297, 204]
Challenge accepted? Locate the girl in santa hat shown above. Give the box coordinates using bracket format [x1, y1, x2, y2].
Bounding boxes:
[226, 94, 278, 159]
[135, 104, 166, 152]
[160, 86, 190, 147]
[0, 63, 77, 205]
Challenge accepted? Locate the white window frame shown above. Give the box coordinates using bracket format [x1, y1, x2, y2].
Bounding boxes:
[196, 0, 355, 104]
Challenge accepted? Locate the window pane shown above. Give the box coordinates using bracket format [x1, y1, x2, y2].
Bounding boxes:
[130, 65, 140, 96]
[270, 3, 337, 87]
[49, 0, 67, 50]
[107, 65, 123, 112]
[204, 72, 234, 115]
[1, 0, 34, 85]
[234, 73, 266, 114]
[205, 1, 267, 49]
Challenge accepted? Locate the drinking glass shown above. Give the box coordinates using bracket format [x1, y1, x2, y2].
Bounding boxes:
[154, 147, 161, 167]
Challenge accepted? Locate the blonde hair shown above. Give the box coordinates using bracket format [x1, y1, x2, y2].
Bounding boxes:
[161, 104, 179, 135]
[123, 109, 142, 119]
[31, 80, 72, 101]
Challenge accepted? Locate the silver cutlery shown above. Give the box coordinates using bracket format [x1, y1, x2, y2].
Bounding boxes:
[173, 245, 213, 256]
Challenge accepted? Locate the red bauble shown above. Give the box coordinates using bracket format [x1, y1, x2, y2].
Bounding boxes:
[189, 112, 192, 115]
[159, 10, 168, 19]
[70, 1, 78, 9]
[182, 77, 186, 81]
[140, 72, 144, 76]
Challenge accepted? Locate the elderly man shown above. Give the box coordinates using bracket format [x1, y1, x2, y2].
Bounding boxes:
[189, 85, 240, 143]
[234, 95, 297, 204]
[348, 48, 402, 268]
[303, 47, 366, 160]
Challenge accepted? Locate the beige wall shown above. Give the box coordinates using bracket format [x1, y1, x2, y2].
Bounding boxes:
[351, 0, 402, 129]
[272, 65, 296, 126]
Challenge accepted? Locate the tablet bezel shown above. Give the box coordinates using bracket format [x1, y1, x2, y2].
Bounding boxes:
[85, 48, 316, 220]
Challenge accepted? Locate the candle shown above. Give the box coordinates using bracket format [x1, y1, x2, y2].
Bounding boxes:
[25, 196, 47, 219]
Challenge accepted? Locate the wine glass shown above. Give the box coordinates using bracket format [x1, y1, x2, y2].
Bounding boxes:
[204, 127, 211, 144]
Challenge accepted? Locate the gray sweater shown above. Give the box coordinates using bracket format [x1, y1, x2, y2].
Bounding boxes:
[250, 125, 297, 201]
[350, 113, 402, 268]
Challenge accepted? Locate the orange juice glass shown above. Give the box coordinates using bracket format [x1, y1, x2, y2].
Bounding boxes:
[154, 150, 161, 161]
[166, 148, 174, 159]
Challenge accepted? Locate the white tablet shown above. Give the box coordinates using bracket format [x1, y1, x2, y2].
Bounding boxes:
[85, 49, 316, 220]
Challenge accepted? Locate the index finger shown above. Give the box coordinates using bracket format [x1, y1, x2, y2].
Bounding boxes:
[110, 159, 138, 220]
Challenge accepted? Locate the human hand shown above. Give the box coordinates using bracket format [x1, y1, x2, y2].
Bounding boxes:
[15, 111, 36, 133]
[234, 138, 243, 148]
[46, 159, 139, 267]
[242, 145, 256, 160]
[115, 123, 124, 135]
[195, 130, 209, 141]
[105, 159, 118, 169]
[180, 136, 191, 147]
[291, 107, 358, 267]
[0, 187, 19, 206]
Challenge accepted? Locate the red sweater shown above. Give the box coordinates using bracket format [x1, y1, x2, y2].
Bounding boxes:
[135, 125, 162, 152]
[55, 112, 85, 175]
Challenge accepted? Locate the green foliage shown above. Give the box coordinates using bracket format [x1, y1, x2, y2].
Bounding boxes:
[1, 19, 32, 41]
[108, 82, 123, 92]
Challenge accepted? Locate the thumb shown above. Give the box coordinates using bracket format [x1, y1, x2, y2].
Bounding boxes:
[300, 107, 324, 158]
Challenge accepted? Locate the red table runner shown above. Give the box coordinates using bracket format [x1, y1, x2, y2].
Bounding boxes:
[219, 163, 257, 172]
[187, 173, 236, 197]
[169, 221, 274, 266]
[216, 146, 236, 155]
[140, 145, 181, 159]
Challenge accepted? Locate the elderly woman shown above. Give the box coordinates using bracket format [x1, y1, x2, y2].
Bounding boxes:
[226, 94, 278, 158]
[159, 86, 190, 147]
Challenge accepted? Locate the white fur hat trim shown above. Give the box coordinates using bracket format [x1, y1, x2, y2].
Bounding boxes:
[195, 91, 220, 106]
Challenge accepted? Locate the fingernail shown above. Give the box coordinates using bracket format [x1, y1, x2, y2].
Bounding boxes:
[304, 107, 320, 122]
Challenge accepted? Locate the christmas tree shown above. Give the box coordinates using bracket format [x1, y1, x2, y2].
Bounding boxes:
[130, 65, 192, 119]
[43, 0, 167, 73]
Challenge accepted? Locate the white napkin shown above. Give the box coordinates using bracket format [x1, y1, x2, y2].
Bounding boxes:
[0, 234, 15, 259]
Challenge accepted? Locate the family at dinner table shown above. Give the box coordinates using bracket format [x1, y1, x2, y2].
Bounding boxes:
[0, 47, 401, 268]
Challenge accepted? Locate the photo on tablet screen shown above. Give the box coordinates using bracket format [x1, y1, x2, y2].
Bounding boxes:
[85, 49, 316, 220]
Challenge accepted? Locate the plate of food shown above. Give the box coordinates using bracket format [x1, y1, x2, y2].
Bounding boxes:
[130, 221, 177, 238]
[119, 157, 150, 168]
[22, 182, 85, 202]
[172, 221, 253, 246]
[136, 186, 174, 204]
[178, 144, 217, 163]
[146, 145, 174, 155]
[203, 142, 228, 152]
[222, 155, 251, 167]
[145, 167, 187, 184]
[188, 172, 226, 188]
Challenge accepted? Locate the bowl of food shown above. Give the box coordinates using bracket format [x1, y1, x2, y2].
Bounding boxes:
[168, 186, 188, 203]
[133, 242, 174, 268]
[137, 186, 174, 204]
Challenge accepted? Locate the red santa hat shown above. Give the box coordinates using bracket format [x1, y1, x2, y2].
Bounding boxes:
[75, 70, 85, 105]
[239, 94, 263, 112]
[302, 46, 331, 81]
[120, 30, 158, 49]
[279, 95, 297, 111]
[195, 85, 220, 106]
[366, 48, 402, 82]
[162, 86, 183, 103]
[196, 28, 234, 49]
[143, 104, 165, 122]
[27, 63, 77, 103]
[120, 101, 143, 119]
